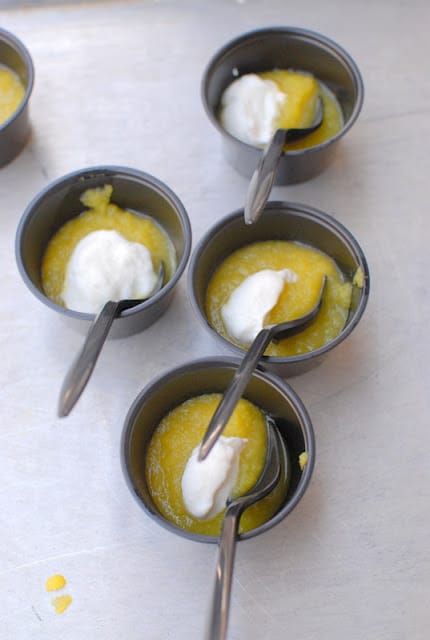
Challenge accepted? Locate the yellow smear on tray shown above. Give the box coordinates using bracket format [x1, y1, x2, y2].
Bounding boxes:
[46, 574, 66, 592]
[46, 573, 72, 614]
[52, 595, 72, 614]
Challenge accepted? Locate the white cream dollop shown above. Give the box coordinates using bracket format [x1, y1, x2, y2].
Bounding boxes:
[181, 436, 247, 520]
[221, 269, 298, 345]
[219, 73, 286, 146]
[62, 229, 157, 313]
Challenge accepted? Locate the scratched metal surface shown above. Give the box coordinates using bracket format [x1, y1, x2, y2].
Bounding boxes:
[0, 1, 429, 639]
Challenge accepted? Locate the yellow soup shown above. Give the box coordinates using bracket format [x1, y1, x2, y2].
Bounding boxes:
[0, 64, 25, 125]
[41, 185, 176, 307]
[206, 240, 352, 357]
[145, 394, 288, 536]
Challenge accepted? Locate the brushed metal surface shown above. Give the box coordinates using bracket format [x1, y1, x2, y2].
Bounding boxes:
[0, 1, 428, 639]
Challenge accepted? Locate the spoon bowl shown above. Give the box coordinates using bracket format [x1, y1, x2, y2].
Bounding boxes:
[245, 97, 323, 225]
[58, 261, 165, 417]
[205, 418, 286, 640]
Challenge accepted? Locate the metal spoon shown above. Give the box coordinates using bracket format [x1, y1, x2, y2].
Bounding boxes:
[205, 417, 284, 640]
[58, 261, 165, 418]
[199, 276, 326, 461]
[244, 96, 324, 225]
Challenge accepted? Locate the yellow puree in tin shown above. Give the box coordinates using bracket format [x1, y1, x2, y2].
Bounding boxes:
[0, 64, 25, 125]
[206, 240, 353, 357]
[146, 394, 287, 536]
[41, 185, 175, 307]
[257, 69, 344, 151]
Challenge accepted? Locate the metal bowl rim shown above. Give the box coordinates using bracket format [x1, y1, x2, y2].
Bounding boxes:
[0, 27, 34, 130]
[187, 201, 370, 366]
[120, 355, 316, 544]
[15, 164, 192, 320]
[201, 25, 365, 156]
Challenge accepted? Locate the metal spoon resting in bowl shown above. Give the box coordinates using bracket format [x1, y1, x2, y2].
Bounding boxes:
[244, 96, 324, 225]
[58, 261, 165, 418]
[202, 278, 325, 638]
[205, 417, 286, 640]
[199, 276, 326, 461]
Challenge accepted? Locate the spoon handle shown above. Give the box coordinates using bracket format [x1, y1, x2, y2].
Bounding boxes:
[57, 301, 120, 417]
[244, 128, 287, 225]
[205, 502, 243, 640]
[198, 327, 274, 460]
